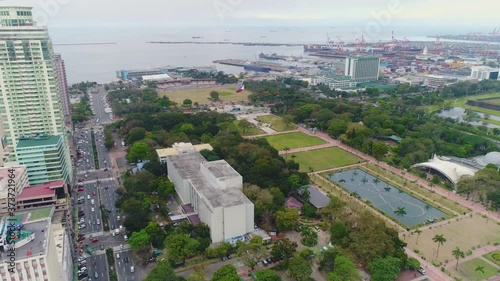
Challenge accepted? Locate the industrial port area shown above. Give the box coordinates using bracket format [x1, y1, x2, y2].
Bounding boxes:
[130, 30, 500, 92]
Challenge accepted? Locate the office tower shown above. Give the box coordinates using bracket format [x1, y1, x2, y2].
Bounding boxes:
[54, 54, 72, 127]
[345, 56, 380, 82]
[0, 6, 65, 161]
[16, 135, 72, 186]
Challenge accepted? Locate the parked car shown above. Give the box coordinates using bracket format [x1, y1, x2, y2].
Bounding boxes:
[418, 268, 427, 275]
[91, 238, 98, 243]
[77, 188, 85, 192]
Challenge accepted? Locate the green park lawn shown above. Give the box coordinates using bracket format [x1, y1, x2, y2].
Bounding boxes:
[287, 147, 363, 172]
[455, 258, 499, 281]
[263, 132, 326, 151]
[233, 120, 265, 136]
[257, 115, 297, 132]
[483, 250, 500, 267]
[159, 86, 252, 105]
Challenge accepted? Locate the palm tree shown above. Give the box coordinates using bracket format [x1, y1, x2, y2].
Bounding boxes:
[432, 234, 447, 259]
[414, 229, 422, 245]
[394, 207, 407, 218]
[452, 247, 465, 270]
[283, 147, 290, 158]
[475, 265, 485, 274]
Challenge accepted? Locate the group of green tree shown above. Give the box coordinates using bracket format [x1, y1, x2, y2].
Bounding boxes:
[184, 70, 239, 85]
[317, 196, 420, 281]
[457, 164, 500, 210]
[107, 87, 173, 116]
[71, 81, 97, 122]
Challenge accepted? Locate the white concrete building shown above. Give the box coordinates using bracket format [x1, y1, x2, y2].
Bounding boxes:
[0, 7, 67, 161]
[311, 75, 357, 90]
[345, 56, 380, 82]
[0, 166, 29, 215]
[157, 142, 213, 164]
[167, 151, 254, 243]
[469, 66, 500, 81]
[0, 208, 72, 281]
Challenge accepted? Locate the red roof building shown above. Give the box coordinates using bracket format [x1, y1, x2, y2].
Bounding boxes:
[16, 180, 68, 211]
[285, 196, 303, 214]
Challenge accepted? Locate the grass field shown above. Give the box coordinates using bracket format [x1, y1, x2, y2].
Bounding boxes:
[28, 207, 52, 222]
[485, 98, 500, 105]
[257, 115, 297, 132]
[406, 214, 500, 263]
[262, 132, 326, 150]
[233, 120, 265, 136]
[483, 250, 500, 267]
[159, 87, 251, 105]
[288, 147, 362, 172]
[454, 258, 499, 281]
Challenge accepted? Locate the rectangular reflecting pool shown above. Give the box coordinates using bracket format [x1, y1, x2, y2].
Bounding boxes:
[328, 169, 447, 227]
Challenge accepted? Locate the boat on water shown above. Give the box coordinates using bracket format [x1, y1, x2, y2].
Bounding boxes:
[244, 64, 271, 72]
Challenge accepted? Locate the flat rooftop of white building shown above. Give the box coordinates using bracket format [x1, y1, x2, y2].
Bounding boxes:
[0, 165, 26, 195]
[157, 142, 213, 158]
[0, 219, 50, 262]
[168, 152, 251, 208]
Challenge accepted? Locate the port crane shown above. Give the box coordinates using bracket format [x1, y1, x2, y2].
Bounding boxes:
[434, 36, 443, 54]
[337, 37, 345, 52]
[326, 34, 335, 49]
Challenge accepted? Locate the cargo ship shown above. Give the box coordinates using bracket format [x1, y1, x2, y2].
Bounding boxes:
[304, 44, 333, 52]
[259, 53, 285, 60]
[244, 65, 271, 72]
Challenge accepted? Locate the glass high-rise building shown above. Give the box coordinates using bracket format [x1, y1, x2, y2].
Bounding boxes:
[0, 6, 66, 161]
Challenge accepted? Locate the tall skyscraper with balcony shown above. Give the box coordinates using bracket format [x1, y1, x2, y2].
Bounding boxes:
[54, 54, 71, 127]
[0, 6, 66, 161]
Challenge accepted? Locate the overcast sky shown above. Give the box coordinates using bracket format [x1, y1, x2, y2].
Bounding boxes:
[2, 0, 497, 30]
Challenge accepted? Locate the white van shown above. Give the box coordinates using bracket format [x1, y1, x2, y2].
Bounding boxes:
[130, 266, 135, 273]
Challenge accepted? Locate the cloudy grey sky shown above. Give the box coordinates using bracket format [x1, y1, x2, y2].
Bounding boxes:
[2, 0, 497, 30]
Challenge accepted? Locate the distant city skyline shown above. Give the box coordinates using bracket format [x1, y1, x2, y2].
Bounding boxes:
[1, 0, 497, 31]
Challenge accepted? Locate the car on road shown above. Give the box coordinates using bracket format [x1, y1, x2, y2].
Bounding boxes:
[417, 268, 426, 275]
[77, 188, 85, 192]
[96, 219, 100, 225]
[124, 235, 128, 241]
[94, 271, 99, 279]
[91, 199, 94, 205]
[130, 266, 134, 273]
[116, 253, 120, 259]
[124, 257, 129, 263]
[78, 179, 84, 182]
[87, 195, 91, 199]
[92, 191, 96, 196]
[111, 225, 115, 230]
[100, 244, 104, 250]
[78, 224, 86, 229]
[91, 207, 94, 212]
[91, 238, 99, 243]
